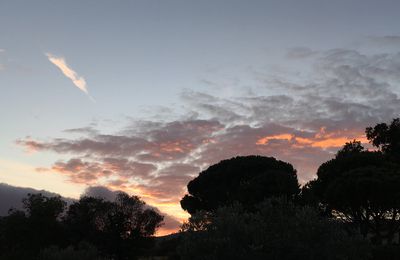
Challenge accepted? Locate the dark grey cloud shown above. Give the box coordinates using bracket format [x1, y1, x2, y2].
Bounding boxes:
[84, 186, 118, 201]
[0, 183, 73, 216]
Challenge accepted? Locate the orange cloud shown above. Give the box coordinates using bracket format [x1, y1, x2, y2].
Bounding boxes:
[310, 136, 368, 148]
[295, 137, 314, 145]
[256, 128, 368, 149]
[256, 134, 293, 145]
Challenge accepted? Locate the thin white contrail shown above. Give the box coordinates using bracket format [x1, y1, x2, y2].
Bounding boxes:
[46, 53, 95, 101]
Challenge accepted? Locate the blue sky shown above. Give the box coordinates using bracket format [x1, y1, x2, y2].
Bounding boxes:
[1, 0, 400, 234]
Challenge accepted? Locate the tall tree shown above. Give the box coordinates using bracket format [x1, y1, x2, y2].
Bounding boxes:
[304, 120, 400, 244]
[181, 155, 300, 215]
[65, 192, 164, 259]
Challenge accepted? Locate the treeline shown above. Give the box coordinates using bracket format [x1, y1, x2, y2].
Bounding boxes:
[1, 118, 400, 259]
[0, 192, 163, 259]
[175, 118, 400, 260]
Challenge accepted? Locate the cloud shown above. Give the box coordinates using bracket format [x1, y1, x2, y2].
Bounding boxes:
[63, 126, 99, 135]
[84, 186, 118, 201]
[46, 53, 93, 100]
[47, 157, 157, 185]
[18, 45, 400, 232]
[255, 127, 368, 148]
[0, 183, 74, 216]
[17, 119, 223, 162]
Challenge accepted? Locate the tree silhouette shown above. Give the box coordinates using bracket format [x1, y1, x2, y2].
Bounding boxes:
[324, 166, 400, 243]
[181, 155, 300, 215]
[0, 193, 67, 258]
[366, 118, 400, 157]
[65, 192, 164, 259]
[64, 196, 112, 252]
[0, 192, 164, 259]
[336, 140, 365, 158]
[305, 128, 400, 244]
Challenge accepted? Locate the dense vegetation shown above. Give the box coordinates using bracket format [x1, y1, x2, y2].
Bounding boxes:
[1, 118, 400, 259]
[179, 199, 369, 260]
[0, 192, 163, 259]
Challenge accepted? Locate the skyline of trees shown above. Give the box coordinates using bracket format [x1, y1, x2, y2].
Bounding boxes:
[0, 118, 399, 259]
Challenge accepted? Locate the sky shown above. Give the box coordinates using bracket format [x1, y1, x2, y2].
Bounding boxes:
[1, 0, 400, 235]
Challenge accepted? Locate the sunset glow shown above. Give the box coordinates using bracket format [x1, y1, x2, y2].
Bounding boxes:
[1, 1, 400, 237]
[256, 131, 369, 149]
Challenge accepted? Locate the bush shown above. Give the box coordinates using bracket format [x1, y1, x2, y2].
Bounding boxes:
[39, 242, 107, 260]
[178, 198, 370, 260]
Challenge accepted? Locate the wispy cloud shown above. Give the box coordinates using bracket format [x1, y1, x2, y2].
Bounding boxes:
[46, 53, 93, 100]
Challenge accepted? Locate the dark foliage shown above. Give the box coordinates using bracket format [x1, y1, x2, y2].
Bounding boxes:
[65, 192, 163, 259]
[366, 118, 400, 157]
[371, 244, 400, 260]
[335, 140, 365, 158]
[39, 242, 107, 260]
[179, 198, 370, 260]
[0, 193, 66, 258]
[0, 192, 163, 260]
[181, 155, 300, 214]
[303, 120, 400, 244]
